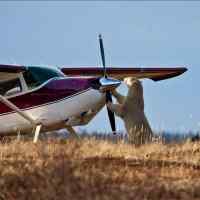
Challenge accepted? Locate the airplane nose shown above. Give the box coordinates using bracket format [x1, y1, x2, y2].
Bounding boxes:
[98, 77, 121, 92]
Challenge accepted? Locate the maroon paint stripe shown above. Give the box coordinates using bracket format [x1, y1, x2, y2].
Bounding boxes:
[0, 77, 96, 115]
[0, 88, 91, 117]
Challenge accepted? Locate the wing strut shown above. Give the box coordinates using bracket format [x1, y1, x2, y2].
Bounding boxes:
[33, 124, 42, 143]
[0, 95, 42, 142]
[0, 95, 35, 124]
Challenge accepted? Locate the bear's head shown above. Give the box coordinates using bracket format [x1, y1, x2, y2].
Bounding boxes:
[124, 77, 144, 110]
[124, 77, 143, 92]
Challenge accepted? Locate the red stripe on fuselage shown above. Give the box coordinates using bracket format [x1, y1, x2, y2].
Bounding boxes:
[0, 77, 95, 115]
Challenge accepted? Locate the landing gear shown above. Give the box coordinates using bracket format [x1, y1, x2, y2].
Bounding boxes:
[17, 130, 21, 141]
[65, 126, 80, 139]
[33, 124, 42, 143]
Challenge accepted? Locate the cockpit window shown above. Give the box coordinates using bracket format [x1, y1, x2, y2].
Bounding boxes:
[0, 78, 22, 96]
[23, 66, 64, 89]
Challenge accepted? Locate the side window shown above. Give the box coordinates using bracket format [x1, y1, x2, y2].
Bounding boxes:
[0, 78, 22, 96]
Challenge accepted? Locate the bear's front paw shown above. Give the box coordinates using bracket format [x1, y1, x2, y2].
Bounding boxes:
[106, 102, 112, 109]
[111, 89, 117, 95]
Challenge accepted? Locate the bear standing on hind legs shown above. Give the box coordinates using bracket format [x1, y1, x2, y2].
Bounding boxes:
[107, 78, 153, 146]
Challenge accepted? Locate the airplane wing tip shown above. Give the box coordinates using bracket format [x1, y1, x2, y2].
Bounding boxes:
[151, 67, 188, 82]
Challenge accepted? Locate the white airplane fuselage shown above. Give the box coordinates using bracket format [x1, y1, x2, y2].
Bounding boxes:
[0, 88, 105, 136]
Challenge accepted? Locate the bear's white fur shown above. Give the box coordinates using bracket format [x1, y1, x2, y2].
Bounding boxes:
[107, 78, 153, 145]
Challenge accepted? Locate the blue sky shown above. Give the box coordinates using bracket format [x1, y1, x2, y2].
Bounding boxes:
[0, 1, 199, 133]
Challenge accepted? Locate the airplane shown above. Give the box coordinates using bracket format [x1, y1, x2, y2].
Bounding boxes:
[0, 35, 187, 142]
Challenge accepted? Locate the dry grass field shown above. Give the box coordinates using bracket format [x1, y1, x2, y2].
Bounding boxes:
[0, 137, 200, 200]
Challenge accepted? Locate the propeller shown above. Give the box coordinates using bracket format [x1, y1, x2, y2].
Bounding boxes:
[98, 34, 116, 134]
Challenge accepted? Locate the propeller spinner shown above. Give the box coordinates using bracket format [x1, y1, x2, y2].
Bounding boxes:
[98, 34, 119, 134]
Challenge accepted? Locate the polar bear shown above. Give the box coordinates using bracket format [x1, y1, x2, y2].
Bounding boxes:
[107, 77, 153, 145]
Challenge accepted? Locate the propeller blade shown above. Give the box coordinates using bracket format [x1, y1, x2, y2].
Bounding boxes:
[106, 91, 116, 134]
[98, 34, 116, 134]
[106, 90, 112, 103]
[99, 34, 106, 77]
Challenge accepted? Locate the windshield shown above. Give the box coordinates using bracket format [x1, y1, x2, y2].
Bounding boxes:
[23, 66, 64, 89]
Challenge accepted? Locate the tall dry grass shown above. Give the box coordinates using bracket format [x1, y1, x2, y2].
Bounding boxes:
[0, 137, 200, 200]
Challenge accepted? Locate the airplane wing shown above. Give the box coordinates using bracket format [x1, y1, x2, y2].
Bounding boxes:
[0, 64, 26, 73]
[61, 67, 187, 81]
[0, 64, 27, 82]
